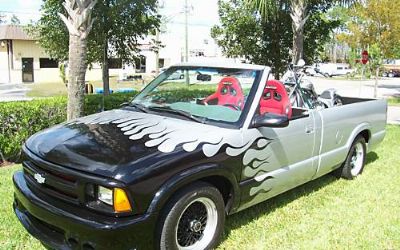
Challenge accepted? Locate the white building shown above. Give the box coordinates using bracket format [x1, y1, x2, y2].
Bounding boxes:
[0, 25, 123, 84]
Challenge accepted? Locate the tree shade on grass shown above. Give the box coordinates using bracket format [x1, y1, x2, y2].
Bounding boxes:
[1, 126, 399, 249]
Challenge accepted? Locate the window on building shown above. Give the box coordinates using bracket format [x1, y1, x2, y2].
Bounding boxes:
[40, 58, 58, 68]
[159, 58, 165, 69]
[134, 56, 146, 73]
[108, 58, 123, 69]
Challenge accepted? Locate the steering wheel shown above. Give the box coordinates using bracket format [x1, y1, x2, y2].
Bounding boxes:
[223, 104, 241, 111]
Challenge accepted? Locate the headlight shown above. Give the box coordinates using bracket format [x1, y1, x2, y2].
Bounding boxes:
[98, 186, 113, 205]
[97, 186, 132, 213]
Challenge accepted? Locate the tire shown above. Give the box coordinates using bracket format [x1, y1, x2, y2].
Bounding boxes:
[158, 182, 225, 250]
[335, 135, 367, 180]
[389, 73, 394, 78]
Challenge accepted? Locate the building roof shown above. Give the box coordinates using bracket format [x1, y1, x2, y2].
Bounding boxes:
[0, 25, 35, 41]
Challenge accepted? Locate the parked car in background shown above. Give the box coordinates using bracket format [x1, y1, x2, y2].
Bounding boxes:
[317, 63, 354, 77]
[382, 69, 400, 78]
[382, 60, 400, 77]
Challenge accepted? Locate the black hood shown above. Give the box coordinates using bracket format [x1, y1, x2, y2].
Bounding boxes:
[25, 121, 192, 183]
[24, 109, 251, 184]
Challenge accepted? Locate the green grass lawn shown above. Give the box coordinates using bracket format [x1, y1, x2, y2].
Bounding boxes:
[1, 126, 399, 249]
[388, 97, 400, 106]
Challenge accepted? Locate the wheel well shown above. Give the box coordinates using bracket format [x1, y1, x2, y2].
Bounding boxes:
[359, 130, 370, 143]
[199, 175, 233, 206]
[157, 175, 235, 216]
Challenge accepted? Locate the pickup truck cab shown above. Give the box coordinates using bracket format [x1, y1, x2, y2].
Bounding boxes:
[13, 63, 387, 250]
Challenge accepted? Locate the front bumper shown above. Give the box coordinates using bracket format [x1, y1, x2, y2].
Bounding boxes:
[13, 171, 158, 250]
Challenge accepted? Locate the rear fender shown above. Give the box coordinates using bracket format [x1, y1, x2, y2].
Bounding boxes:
[346, 123, 371, 150]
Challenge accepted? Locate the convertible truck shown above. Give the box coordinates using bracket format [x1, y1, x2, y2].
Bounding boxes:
[13, 63, 387, 250]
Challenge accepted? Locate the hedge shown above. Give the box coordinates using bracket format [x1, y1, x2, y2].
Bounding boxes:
[0, 89, 214, 163]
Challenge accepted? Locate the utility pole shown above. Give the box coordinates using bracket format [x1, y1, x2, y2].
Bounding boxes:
[155, 29, 160, 74]
[155, 1, 165, 74]
[184, 0, 189, 63]
[184, 0, 190, 85]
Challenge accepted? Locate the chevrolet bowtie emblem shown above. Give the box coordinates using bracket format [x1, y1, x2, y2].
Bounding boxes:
[34, 173, 46, 184]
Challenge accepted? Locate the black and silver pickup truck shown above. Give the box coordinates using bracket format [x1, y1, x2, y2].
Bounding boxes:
[13, 63, 387, 250]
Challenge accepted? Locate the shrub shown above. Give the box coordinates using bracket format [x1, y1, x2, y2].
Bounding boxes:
[84, 92, 136, 115]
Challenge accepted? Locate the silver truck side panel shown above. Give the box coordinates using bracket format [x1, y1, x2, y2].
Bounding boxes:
[314, 99, 387, 178]
[239, 99, 386, 211]
[369, 130, 386, 151]
[239, 115, 318, 210]
[238, 155, 319, 211]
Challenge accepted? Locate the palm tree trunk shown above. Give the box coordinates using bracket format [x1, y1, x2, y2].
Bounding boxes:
[292, 25, 304, 64]
[102, 41, 110, 96]
[59, 0, 97, 120]
[290, 0, 308, 64]
[67, 35, 88, 120]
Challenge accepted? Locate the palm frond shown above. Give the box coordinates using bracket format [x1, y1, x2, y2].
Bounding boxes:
[245, 0, 278, 18]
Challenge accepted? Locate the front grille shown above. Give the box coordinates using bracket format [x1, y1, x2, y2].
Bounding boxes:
[23, 160, 81, 205]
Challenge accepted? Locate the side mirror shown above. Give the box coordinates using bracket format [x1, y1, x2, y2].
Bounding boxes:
[251, 113, 289, 128]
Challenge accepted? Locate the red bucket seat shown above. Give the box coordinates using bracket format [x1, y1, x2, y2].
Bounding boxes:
[259, 80, 292, 119]
[204, 77, 245, 110]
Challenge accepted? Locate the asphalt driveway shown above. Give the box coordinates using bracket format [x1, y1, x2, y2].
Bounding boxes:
[0, 83, 31, 102]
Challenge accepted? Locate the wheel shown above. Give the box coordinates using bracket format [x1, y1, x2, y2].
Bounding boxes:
[389, 72, 394, 78]
[158, 182, 225, 250]
[335, 136, 366, 180]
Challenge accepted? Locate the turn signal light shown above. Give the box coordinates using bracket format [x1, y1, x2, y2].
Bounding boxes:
[113, 188, 132, 213]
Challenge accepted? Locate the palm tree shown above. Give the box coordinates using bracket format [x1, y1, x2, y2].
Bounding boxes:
[59, 0, 97, 120]
[246, 0, 355, 64]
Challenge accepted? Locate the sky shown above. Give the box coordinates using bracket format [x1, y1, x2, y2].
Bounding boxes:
[0, 0, 41, 23]
[0, 0, 220, 28]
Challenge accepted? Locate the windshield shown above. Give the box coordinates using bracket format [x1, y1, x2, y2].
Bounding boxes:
[132, 66, 262, 124]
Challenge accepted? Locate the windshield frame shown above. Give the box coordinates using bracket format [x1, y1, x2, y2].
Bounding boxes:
[131, 65, 267, 129]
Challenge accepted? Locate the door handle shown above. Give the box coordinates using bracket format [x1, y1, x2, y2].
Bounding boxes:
[305, 125, 314, 134]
